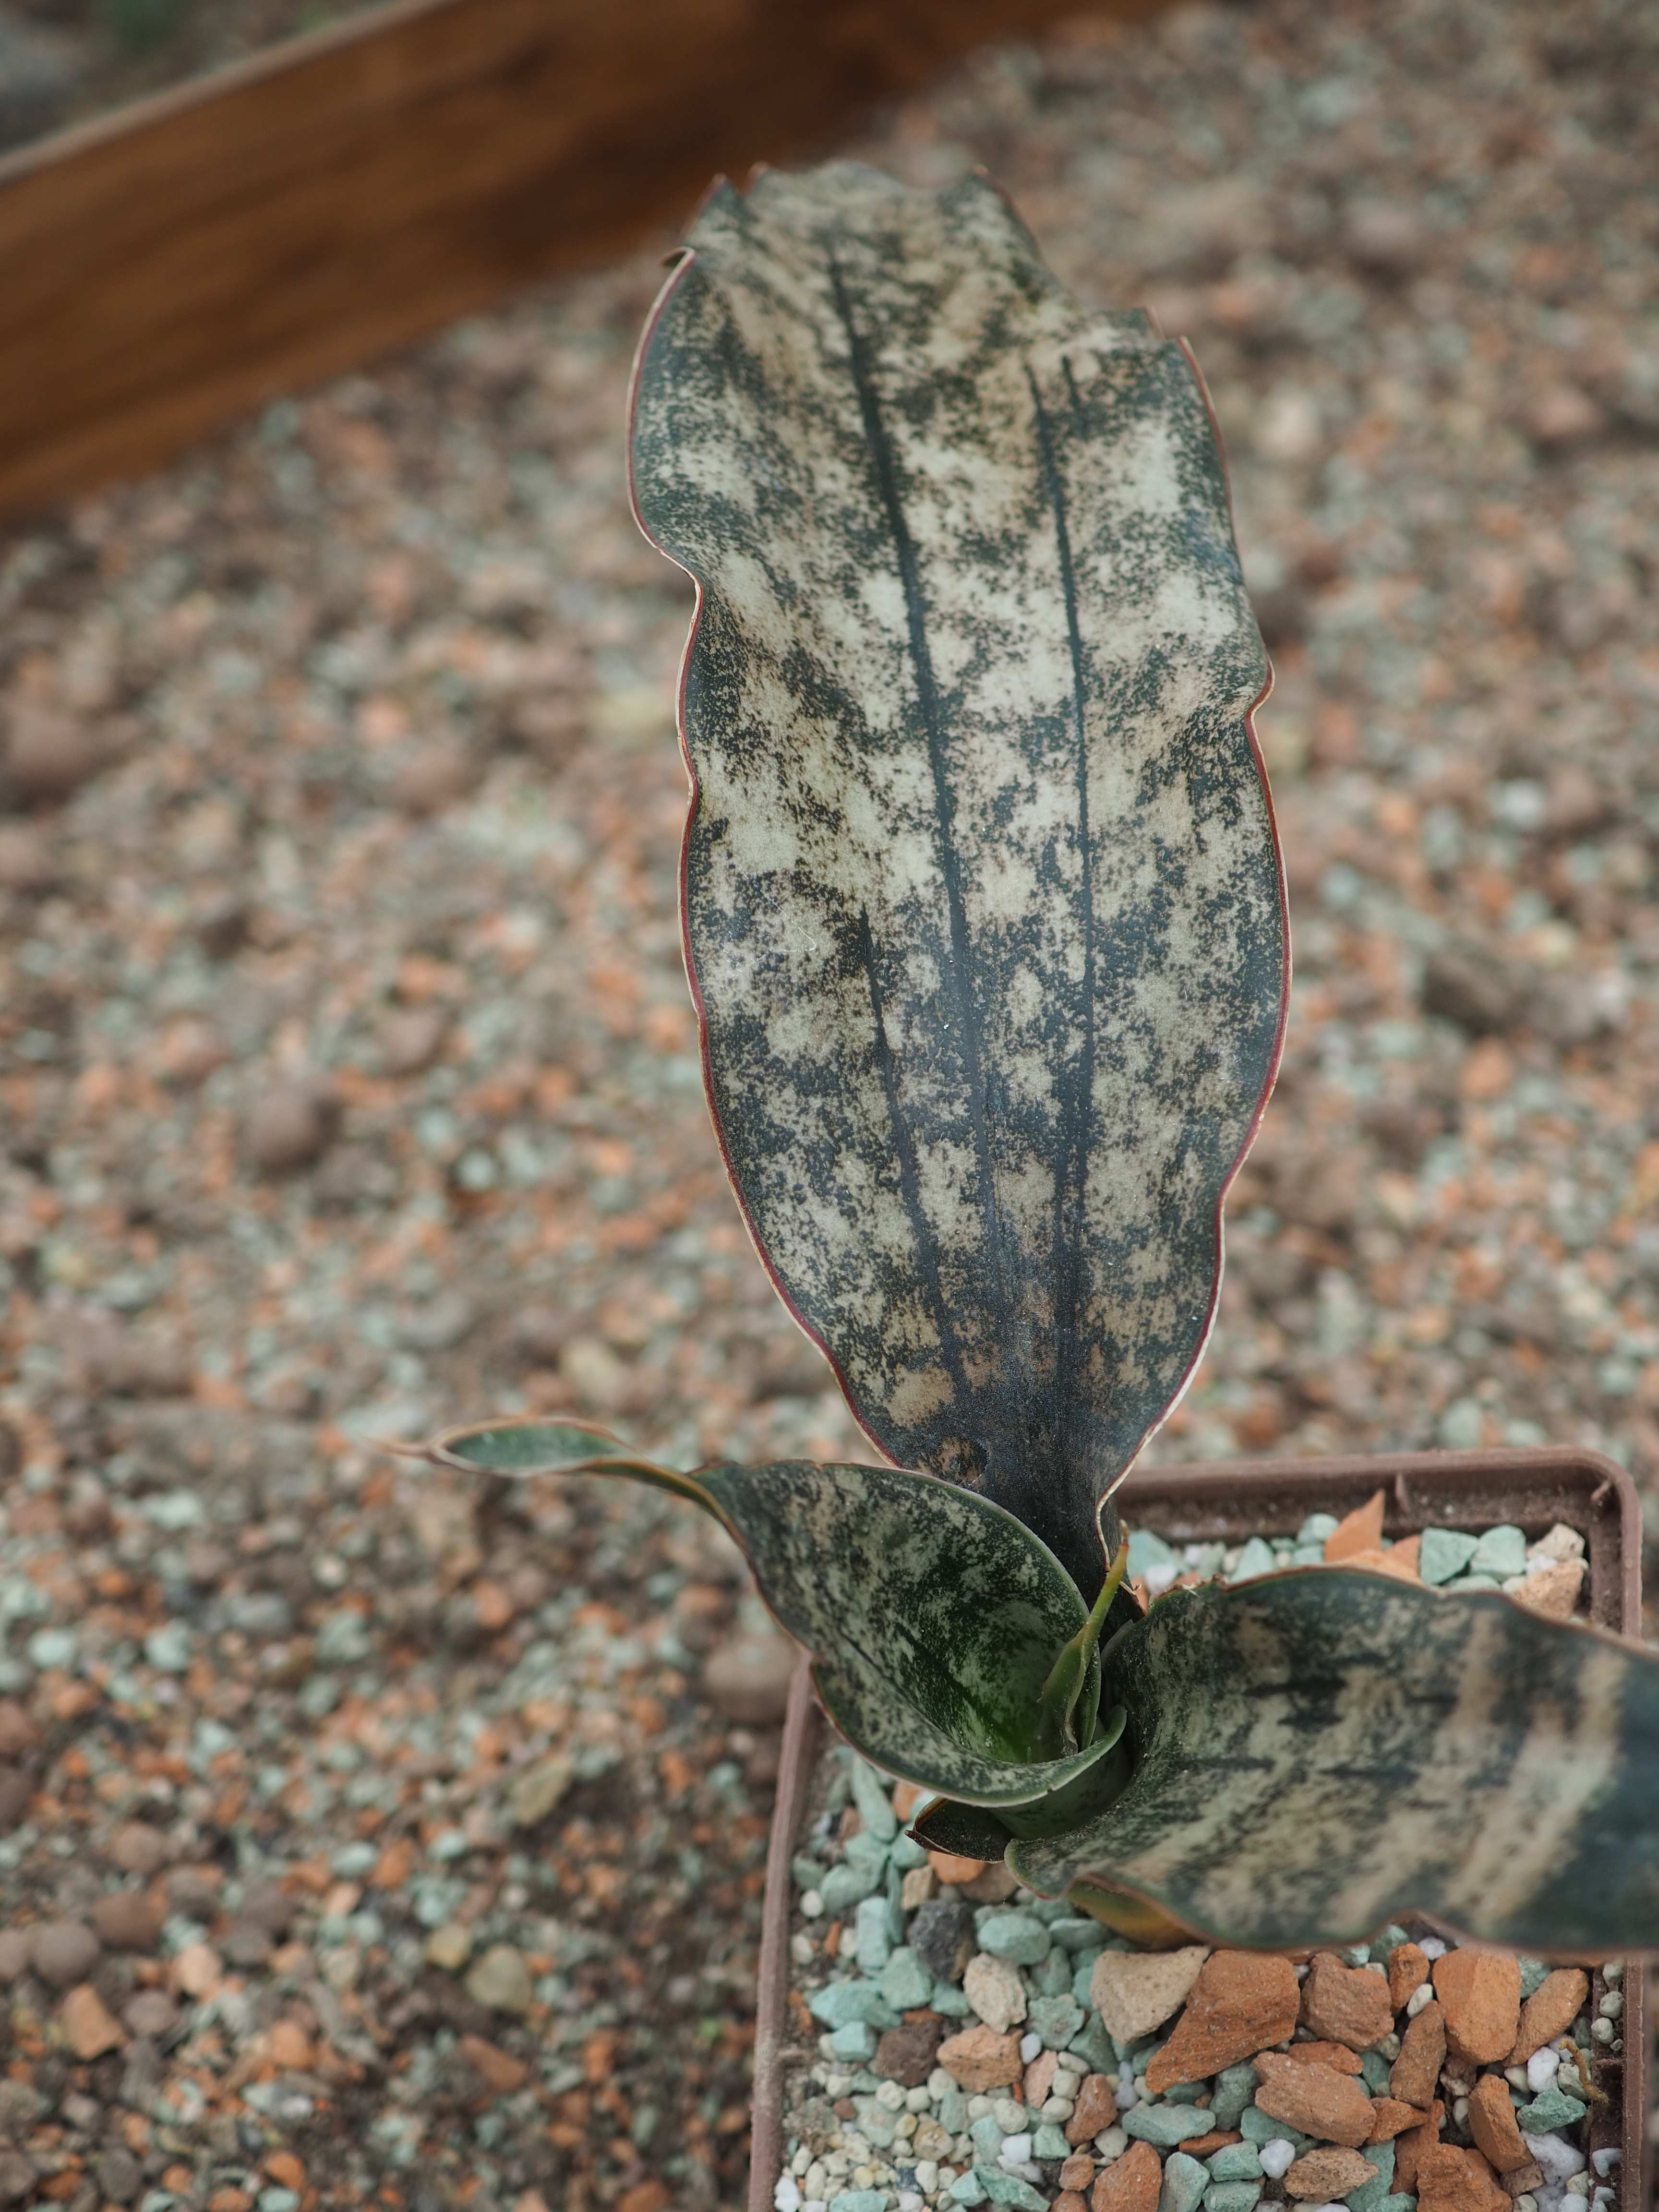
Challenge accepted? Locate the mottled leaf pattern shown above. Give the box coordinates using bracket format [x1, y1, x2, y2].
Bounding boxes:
[394, 1422, 1116, 1806]
[1007, 1571, 1659, 1952]
[630, 162, 1285, 1598]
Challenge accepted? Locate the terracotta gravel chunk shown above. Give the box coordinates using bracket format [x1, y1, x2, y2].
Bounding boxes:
[1324, 1490, 1386, 1560]
[60, 1984, 126, 2060]
[875, 2013, 944, 2087]
[1285, 2147, 1379, 2199]
[1508, 1968, 1589, 2064]
[1513, 1560, 1585, 1621]
[1370, 2097, 1430, 2142]
[1252, 2051, 1378, 2147]
[1287, 2040, 1365, 2075]
[1146, 1950, 1300, 2092]
[1092, 2138, 1162, 2212]
[1391, 1999, 1447, 2108]
[1060, 2154, 1097, 2191]
[1066, 2071, 1120, 2146]
[936, 2023, 1024, 2093]
[1418, 2142, 1510, 2212]
[1388, 1942, 1431, 2010]
[1395, 2101, 1446, 2194]
[1301, 1951, 1395, 2052]
[1180, 2131, 1243, 2159]
[1091, 1945, 1210, 2047]
[1056, 2195, 1089, 2212]
[1433, 1950, 1520, 2066]
[1467, 2073, 1531, 2172]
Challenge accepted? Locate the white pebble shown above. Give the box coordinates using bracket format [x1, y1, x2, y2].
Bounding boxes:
[1095, 2126, 1129, 2162]
[775, 2178, 802, 2212]
[1527, 2048, 1560, 2092]
[1295, 1962, 1310, 1981]
[1453, 2099, 1470, 2126]
[1592, 2017, 1615, 2044]
[1043, 2094, 1075, 2120]
[1506, 2068, 1531, 2093]
[875, 2079, 906, 2112]
[1143, 1561, 1179, 1596]
[1526, 2133, 1587, 2182]
[1592, 2151, 1622, 2179]
[793, 2149, 812, 2177]
[1513, 2198, 1538, 2212]
[914, 2163, 939, 2194]
[1599, 1992, 1623, 2019]
[1566, 2175, 1591, 2198]
[1019, 2031, 1043, 2063]
[791, 1934, 816, 1965]
[805, 2161, 828, 2199]
[803, 2202, 827, 2212]
[993, 2099, 1027, 2134]
[1419, 1937, 1447, 1960]
[898, 2196, 923, 2212]
[1054, 2051, 1087, 2080]
[1260, 2140, 1298, 2180]
[904, 2085, 931, 2113]
[1407, 1984, 1435, 2018]
[967, 2096, 994, 2120]
[1603, 1962, 1623, 1986]
[999, 2134, 1034, 2167]
[800, 1890, 824, 1919]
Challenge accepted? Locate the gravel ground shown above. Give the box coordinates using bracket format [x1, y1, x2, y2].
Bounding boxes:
[778, 1696, 1620, 2212]
[0, 0, 1657, 2205]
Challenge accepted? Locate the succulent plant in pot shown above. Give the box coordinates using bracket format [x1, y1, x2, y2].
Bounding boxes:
[394, 163, 1659, 1962]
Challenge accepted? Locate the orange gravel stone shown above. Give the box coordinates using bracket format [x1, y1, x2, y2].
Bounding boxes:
[1066, 2071, 1120, 2145]
[1508, 1968, 1589, 2064]
[266, 2020, 314, 2070]
[1467, 2073, 1531, 2172]
[1060, 2155, 1096, 2191]
[937, 2023, 1023, 2092]
[1417, 2142, 1509, 2212]
[1395, 2101, 1447, 2194]
[1287, 2041, 1365, 2075]
[1301, 1952, 1395, 2051]
[1285, 2148, 1379, 2200]
[461, 2034, 530, 2094]
[1253, 2051, 1378, 2147]
[60, 1983, 125, 2060]
[927, 1851, 986, 1885]
[1392, 2000, 1447, 2108]
[1056, 2196, 1089, 2212]
[1324, 1491, 1385, 1559]
[1092, 2139, 1162, 2212]
[1370, 2097, 1430, 2142]
[1180, 2131, 1243, 2159]
[1146, 1950, 1300, 2092]
[1389, 1943, 1431, 2010]
[264, 2154, 306, 2191]
[1433, 1950, 1520, 2066]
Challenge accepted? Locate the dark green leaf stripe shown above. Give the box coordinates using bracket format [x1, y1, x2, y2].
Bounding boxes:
[1008, 1571, 1659, 1951]
[630, 161, 1285, 1599]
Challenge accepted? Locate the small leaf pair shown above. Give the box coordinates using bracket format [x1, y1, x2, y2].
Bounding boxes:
[393, 1419, 1127, 1825]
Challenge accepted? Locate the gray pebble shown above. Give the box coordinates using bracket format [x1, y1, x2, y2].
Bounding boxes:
[908, 1897, 973, 1984]
[96, 2148, 143, 2205]
[31, 1921, 100, 1988]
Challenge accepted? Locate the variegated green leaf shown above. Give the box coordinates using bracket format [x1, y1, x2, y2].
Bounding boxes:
[1007, 1570, 1659, 1952]
[910, 1795, 1014, 1863]
[630, 162, 1285, 1599]
[390, 1421, 1118, 1808]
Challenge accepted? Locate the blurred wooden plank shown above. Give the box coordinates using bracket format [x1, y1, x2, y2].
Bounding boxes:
[0, 0, 1165, 520]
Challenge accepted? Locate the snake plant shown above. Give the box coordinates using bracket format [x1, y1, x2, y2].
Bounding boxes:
[397, 164, 1659, 1954]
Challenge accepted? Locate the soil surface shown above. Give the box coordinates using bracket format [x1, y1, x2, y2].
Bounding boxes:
[0, 0, 1656, 2206]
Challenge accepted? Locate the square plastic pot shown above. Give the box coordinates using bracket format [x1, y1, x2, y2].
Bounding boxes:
[748, 1446, 1649, 2212]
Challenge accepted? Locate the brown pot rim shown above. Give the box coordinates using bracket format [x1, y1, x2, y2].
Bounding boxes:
[747, 1445, 1648, 2212]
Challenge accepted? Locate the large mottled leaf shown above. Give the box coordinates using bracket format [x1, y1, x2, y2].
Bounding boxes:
[392, 1420, 1118, 1808]
[630, 162, 1286, 1598]
[1007, 1570, 1659, 1952]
